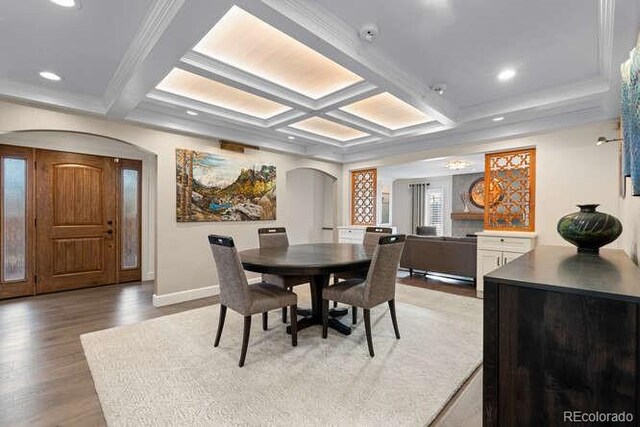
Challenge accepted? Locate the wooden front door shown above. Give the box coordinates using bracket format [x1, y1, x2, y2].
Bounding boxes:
[36, 150, 118, 293]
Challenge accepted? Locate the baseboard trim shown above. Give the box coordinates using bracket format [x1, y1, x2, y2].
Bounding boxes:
[152, 277, 263, 307]
[153, 285, 220, 307]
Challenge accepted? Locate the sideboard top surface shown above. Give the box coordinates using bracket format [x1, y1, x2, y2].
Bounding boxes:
[485, 245, 640, 303]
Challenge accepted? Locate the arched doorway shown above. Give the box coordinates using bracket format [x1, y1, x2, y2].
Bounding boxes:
[286, 168, 337, 244]
[0, 130, 157, 298]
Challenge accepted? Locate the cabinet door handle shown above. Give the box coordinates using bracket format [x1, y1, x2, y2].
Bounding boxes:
[497, 256, 501, 266]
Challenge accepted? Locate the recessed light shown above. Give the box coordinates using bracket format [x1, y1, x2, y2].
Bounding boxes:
[186, 110, 199, 116]
[50, 0, 78, 7]
[492, 116, 504, 122]
[39, 71, 62, 81]
[287, 136, 295, 140]
[497, 68, 516, 81]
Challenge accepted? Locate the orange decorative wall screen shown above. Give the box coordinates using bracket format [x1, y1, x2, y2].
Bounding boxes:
[351, 168, 377, 225]
[484, 148, 536, 232]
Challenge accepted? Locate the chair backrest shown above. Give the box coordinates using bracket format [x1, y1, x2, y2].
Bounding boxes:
[363, 227, 393, 253]
[364, 235, 406, 306]
[208, 235, 249, 312]
[258, 227, 289, 249]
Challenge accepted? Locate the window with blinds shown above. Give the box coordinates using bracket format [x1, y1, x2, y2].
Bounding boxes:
[425, 188, 444, 236]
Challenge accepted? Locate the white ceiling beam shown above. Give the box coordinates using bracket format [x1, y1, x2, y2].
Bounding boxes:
[240, 0, 459, 125]
[132, 102, 309, 154]
[180, 52, 316, 111]
[103, 0, 236, 119]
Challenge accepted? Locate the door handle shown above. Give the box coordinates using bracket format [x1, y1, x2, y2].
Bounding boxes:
[106, 229, 113, 234]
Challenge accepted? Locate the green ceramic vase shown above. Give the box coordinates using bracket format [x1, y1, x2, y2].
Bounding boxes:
[557, 204, 623, 254]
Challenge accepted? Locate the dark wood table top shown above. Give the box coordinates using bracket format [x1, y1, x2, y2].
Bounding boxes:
[239, 243, 371, 276]
[485, 245, 640, 303]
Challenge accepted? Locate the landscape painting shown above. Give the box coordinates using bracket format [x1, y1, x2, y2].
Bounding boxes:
[176, 149, 276, 222]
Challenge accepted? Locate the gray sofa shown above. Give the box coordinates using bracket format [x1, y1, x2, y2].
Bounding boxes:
[399, 235, 477, 280]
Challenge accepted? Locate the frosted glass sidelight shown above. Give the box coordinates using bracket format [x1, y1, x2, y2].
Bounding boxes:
[121, 169, 139, 269]
[2, 158, 27, 282]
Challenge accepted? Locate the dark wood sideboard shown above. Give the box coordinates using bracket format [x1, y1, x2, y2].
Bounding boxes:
[483, 245, 640, 426]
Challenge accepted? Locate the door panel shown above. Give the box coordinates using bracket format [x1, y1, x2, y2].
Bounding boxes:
[0, 145, 35, 299]
[36, 150, 117, 293]
[480, 250, 503, 278]
[502, 251, 524, 266]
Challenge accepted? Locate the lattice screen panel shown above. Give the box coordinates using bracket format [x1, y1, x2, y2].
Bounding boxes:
[484, 148, 536, 232]
[351, 168, 377, 225]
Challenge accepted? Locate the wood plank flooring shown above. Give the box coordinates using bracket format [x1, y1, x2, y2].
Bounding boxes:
[0, 277, 481, 426]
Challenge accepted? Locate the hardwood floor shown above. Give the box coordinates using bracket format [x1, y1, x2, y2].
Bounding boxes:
[0, 277, 481, 426]
[0, 282, 218, 427]
[398, 270, 477, 298]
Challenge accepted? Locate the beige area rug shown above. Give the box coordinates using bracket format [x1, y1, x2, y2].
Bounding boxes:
[81, 287, 482, 426]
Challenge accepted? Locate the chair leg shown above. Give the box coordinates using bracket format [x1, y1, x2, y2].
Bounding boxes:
[388, 299, 401, 339]
[282, 307, 288, 324]
[322, 299, 329, 339]
[239, 316, 251, 367]
[214, 305, 227, 347]
[290, 304, 298, 347]
[332, 277, 338, 308]
[262, 312, 268, 331]
[352, 306, 358, 325]
[363, 309, 374, 357]
[409, 268, 413, 277]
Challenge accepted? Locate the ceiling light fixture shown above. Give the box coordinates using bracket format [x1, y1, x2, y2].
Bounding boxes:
[492, 116, 504, 122]
[49, 0, 78, 8]
[287, 136, 295, 140]
[497, 68, 516, 81]
[186, 110, 199, 116]
[595, 136, 622, 146]
[444, 160, 472, 170]
[39, 71, 62, 81]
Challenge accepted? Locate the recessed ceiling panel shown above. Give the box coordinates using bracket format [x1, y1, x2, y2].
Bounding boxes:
[156, 68, 291, 119]
[340, 92, 433, 130]
[289, 117, 369, 141]
[192, 6, 364, 100]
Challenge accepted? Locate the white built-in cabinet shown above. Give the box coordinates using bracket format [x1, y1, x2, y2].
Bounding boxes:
[337, 226, 397, 243]
[476, 231, 538, 298]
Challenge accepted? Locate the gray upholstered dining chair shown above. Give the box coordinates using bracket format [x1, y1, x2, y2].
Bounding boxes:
[208, 235, 298, 367]
[322, 234, 406, 357]
[258, 227, 310, 323]
[332, 226, 393, 322]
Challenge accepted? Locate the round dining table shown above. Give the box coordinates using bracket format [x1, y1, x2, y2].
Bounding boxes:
[239, 243, 371, 335]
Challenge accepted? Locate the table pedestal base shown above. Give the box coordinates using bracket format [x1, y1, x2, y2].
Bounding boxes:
[286, 273, 352, 336]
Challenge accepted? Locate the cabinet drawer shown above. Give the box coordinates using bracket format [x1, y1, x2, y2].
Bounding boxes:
[338, 229, 364, 240]
[478, 236, 534, 252]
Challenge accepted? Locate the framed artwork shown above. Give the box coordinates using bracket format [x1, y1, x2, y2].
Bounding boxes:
[176, 148, 276, 222]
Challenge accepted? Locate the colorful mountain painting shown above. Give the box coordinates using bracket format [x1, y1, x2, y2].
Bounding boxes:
[176, 149, 276, 222]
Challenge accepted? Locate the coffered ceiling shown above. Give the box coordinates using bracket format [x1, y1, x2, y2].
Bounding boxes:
[0, 0, 638, 163]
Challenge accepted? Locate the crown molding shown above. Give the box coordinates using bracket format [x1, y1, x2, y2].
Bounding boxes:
[103, 0, 186, 114]
[131, 103, 311, 155]
[341, 105, 611, 163]
[0, 79, 106, 115]
[598, 0, 616, 81]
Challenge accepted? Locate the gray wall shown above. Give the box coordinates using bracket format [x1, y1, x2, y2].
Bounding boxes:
[452, 172, 484, 237]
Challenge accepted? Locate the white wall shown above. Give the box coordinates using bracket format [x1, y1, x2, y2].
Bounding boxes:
[286, 168, 336, 244]
[0, 100, 343, 303]
[392, 176, 452, 235]
[620, 179, 640, 264]
[344, 120, 622, 249]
